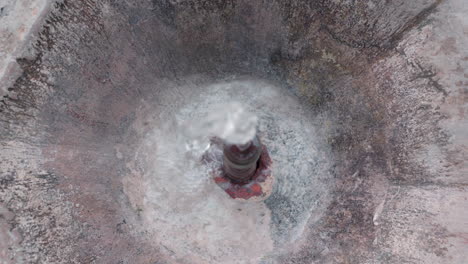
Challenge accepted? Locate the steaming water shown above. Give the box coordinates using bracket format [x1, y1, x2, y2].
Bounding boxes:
[128, 79, 333, 263]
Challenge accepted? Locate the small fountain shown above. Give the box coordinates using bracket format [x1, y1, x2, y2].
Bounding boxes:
[2, 1, 466, 263]
[203, 132, 274, 200]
